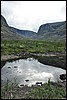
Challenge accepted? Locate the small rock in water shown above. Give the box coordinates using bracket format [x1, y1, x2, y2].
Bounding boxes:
[8, 67, 11, 68]
[25, 79, 29, 82]
[36, 82, 42, 86]
[27, 58, 33, 61]
[18, 84, 24, 88]
[14, 66, 18, 68]
[19, 72, 21, 73]
[59, 74, 66, 81]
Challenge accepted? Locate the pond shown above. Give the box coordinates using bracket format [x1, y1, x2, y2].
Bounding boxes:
[1, 57, 66, 87]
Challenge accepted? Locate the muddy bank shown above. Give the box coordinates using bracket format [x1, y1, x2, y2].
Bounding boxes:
[1, 52, 66, 70]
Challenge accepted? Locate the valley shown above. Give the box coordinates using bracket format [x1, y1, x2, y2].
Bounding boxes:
[1, 15, 66, 99]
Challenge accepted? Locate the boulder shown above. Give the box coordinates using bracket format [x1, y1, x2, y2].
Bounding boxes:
[59, 74, 66, 80]
[25, 80, 29, 82]
[36, 82, 42, 86]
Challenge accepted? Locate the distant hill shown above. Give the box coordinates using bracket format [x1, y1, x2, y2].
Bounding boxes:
[9, 26, 36, 38]
[1, 15, 36, 40]
[35, 21, 66, 41]
[1, 15, 66, 41]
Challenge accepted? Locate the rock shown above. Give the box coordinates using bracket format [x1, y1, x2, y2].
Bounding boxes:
[27, 58, 33, 61]
[14, 66, 18, 68]
[8, 67, 11, 68]
[18, 84, 24, 88]
[50, 82, 57, 86]
[59, 74, 66, 81]
[36, 82, 42, 86]
[25, 80, 29, 82]
[57, 81, 66, 87]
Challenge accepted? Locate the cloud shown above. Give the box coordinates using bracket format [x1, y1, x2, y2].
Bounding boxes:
[60, 3, 66, 19]
[1, 1, 66, 32]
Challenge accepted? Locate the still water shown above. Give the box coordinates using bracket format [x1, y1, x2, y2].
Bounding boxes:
[1, 58, 66, 87]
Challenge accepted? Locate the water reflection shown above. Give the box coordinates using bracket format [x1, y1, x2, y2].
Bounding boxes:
[1, 58, 66, 86]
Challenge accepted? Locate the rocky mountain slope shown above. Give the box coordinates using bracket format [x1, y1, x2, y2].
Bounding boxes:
[1, 15, 36, 40]
[1, 15, 66, 41]
[35, 21, 66, 41]
[1, 15, 24, 40]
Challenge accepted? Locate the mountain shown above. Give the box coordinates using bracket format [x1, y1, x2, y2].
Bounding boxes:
[1, 15, 24, 40]
[36, 21, 66, 41]
[1, 15, 66, 41]
[9, 26, 36, 38]
[1, 15, 36, 40]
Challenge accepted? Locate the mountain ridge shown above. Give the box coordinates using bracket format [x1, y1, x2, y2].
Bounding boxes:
[1, 15, 66, 41]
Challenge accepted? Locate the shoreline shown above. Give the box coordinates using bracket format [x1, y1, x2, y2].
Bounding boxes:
[1, 52, 66, 61]
[1, 52, 66, 70]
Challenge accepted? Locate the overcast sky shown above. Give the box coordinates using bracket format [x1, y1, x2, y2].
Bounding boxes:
[1, 1, 66, 32]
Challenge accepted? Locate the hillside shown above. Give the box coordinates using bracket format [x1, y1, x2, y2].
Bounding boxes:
[9, 26, 36, 38]
[1, 15, 24, 40]
[1, 15, 36, 40]
[35, 21, 66, 41]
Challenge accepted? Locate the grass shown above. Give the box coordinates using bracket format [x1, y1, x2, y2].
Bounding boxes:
[1, 78, 18, 99]
[1, 39, 66, 55]
[1, 78, 66, 99]
[28, 79, 66, 99]
[1, 39, 66, 99]
[29, 84, 66, 99]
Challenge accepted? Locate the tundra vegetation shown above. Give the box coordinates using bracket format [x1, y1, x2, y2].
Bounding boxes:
[1, 39, 66, 55]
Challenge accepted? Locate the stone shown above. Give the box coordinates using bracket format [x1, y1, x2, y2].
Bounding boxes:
[25, 80, 29, 82]
[8, 67, 11, 68]
[60, 74, 66, 80]
[14, 66, 18, 68]
[36, 82, 42, 86]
